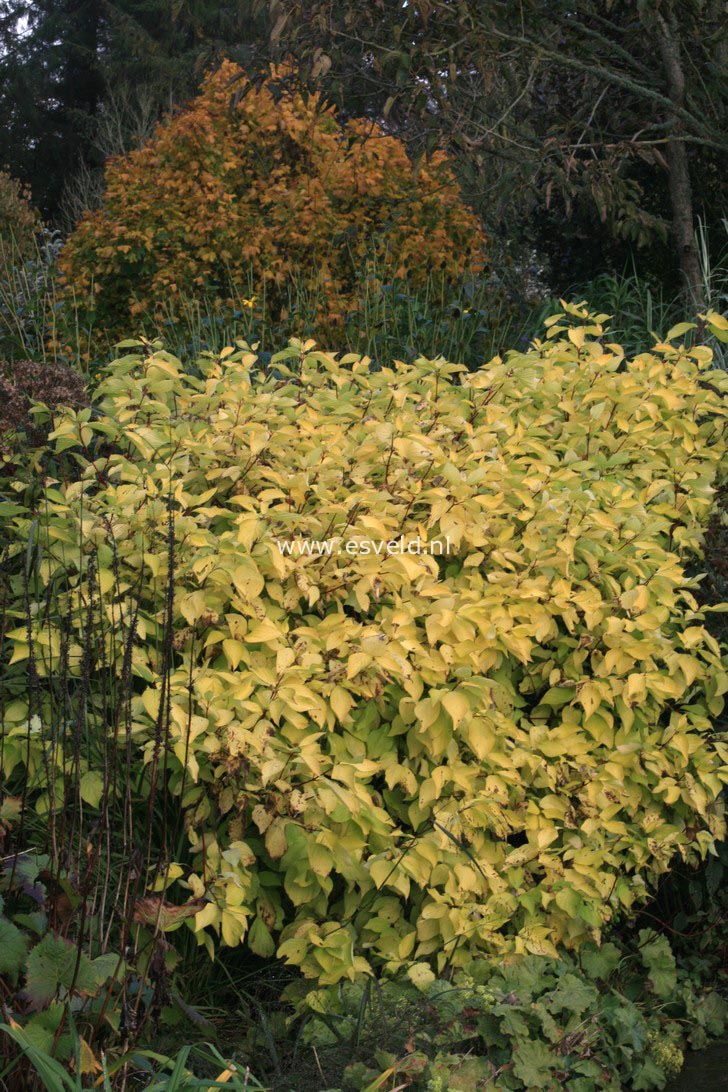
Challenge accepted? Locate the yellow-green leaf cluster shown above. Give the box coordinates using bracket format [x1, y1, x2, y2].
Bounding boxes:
[4, 305, 728, 987]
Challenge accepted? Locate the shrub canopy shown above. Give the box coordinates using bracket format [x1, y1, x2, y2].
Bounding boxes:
[4, 306, 728, 995]
[59, 61, 486, 339]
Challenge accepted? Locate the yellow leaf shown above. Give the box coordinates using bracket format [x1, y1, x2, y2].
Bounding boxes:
[246, 619, 280, 643]
[330, 685, 352, 722]
[346, 651, 372, 678]
[265, 820, 288, 859]
[441, 690, 470, 730]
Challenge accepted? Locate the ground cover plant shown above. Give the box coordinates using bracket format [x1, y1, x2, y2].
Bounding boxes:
[258, 936, 726, 1090]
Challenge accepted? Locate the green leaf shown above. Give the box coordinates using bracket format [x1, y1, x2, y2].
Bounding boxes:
[512, 1040, 559, 1086]
[549, 972, 598, 1016]
[23, 1004, 73, 1061]
[247, 916, 275, 958]
[25, 934, 97, 1008]
[581, 942, 622, 980]
[0, 501, 27, 517]
[693, 991, 728, 1037]
[631, 1055, 666, 1091]
[0, 916, 29, 981]
[554, 887, 581, 917]
[639, 931, 677, 999]
[92, 952, 121, 987]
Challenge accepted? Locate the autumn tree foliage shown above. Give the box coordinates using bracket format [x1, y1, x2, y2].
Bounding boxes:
[59, 61, 486, 337]
[0, 171, 41, 256]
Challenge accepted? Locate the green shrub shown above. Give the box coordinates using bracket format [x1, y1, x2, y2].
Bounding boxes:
[3, 305, 728, 1005]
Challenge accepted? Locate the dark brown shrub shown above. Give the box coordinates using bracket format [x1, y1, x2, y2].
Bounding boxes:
[0, 359, 88, 456]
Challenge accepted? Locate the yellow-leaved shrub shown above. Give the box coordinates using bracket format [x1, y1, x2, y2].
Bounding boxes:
[4, 305, 728, 991]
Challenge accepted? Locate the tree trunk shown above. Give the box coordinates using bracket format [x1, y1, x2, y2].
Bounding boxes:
[654, 11, 705, 311]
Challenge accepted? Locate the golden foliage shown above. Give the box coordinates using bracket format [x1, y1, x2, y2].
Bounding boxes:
[4, 306, 728, 992]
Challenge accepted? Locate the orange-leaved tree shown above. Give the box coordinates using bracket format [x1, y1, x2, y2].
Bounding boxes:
[59, 61, 486, 339]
